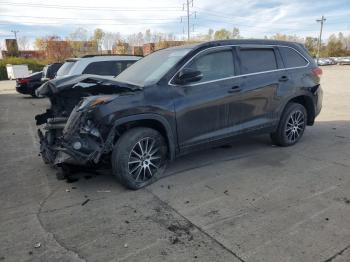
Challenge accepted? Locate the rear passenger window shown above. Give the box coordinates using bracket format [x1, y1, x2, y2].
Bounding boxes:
[83, 61, 114, 75]
[279, 47, 308, 68]
[239, 48, 277, 74]
[185, 49, 235, 83]
[83, 61, 132, 76]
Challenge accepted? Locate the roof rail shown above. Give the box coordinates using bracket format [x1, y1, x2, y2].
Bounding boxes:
[81, 54, 143, 58]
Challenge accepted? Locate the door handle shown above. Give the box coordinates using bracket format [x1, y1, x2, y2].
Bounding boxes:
[279, 75, 289, 82]
[228, 85, 241, 93]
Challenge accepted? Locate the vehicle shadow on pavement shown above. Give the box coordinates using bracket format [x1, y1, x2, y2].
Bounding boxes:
[58, 118, 349, 190]
[58, 135, 272, 187]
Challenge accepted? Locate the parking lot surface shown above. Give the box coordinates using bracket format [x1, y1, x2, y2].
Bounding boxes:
[1, 66, 350, 262]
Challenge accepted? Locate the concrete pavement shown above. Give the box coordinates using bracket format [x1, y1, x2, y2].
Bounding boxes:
[0, 66, 350, 262]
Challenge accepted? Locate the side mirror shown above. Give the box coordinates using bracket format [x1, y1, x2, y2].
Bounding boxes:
[174, 68, 203, 85]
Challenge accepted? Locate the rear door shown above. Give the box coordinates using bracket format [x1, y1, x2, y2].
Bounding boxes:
[236, 46, 286, 130]
[278, 46, 310, 95]
[174, 46, 242, 150]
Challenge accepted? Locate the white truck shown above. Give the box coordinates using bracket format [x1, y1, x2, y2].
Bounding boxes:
[6, 64, 30, 80]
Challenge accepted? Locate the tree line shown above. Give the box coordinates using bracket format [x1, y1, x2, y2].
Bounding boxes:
[30, 27, 350, 62]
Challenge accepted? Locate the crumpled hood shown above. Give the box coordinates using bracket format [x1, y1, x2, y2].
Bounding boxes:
[36, 74, 141, 97]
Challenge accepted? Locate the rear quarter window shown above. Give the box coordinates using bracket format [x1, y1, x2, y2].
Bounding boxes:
[279, 47, 308, 68]
[239, 48, 277, 74]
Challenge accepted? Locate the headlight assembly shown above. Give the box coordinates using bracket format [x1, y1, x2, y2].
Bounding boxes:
[77, 95, 115, 112]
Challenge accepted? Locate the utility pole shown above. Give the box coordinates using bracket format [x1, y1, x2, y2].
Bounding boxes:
[11, 30, 19, 41]
[183, 0, 193, 41]
[316, 16, 326, 63]
[187, 0, 190, 41]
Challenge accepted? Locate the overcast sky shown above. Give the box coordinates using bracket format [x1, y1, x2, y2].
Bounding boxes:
[0, 0, 349, 46]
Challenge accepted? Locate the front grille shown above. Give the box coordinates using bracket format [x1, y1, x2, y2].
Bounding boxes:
[63, 107, 83, 139]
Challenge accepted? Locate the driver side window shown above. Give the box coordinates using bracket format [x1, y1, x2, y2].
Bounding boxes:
[185, 49, 235, 83]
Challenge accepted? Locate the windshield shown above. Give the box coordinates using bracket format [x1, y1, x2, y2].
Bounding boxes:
[115, 48, 191, 86]
[56, 61, 76, 77]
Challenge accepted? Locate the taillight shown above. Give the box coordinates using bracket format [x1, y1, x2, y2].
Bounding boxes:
[312, 67, 322, 77]
[18, 78, 30, 84]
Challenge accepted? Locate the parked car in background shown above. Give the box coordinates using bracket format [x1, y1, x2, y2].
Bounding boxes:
[6, 64, 30, 80]
[35, 55, 141, 164]
[338, 57, 350, 65]
[16, 71, 43, 97]
[40, 39, 323, 189]
[55, 55, 141, 79]
[42, 63, 63, 81]
[317, 58, 335, 66]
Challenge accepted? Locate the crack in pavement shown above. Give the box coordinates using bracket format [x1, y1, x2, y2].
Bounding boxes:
[36, 186, 87, 262]
[39, 196, 108, 214]
[146, 188, 247, 262]
[322, 244, 350, 262]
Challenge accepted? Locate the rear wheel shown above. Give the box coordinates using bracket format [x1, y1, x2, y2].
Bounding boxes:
[271, 103, 307, 146]
[112, 127, 168, 190]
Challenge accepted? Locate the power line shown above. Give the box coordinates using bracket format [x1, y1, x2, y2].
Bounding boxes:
[0, 1, 182, 11]
[0, 20, 182, 26]
[0, 14, 178, 21]
[1, 13, 345, 31]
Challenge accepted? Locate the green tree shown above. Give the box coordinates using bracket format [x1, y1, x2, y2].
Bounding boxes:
[326, 34, 343, 57]
[214, 29, 232, 40]
[304, 37, 318, 57]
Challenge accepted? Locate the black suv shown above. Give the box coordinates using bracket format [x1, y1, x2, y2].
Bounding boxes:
[46, 40, 323, 189]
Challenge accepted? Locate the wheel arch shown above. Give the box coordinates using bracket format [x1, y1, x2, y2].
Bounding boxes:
[286, 95, 315, 125]
[113, 114, 176, 160]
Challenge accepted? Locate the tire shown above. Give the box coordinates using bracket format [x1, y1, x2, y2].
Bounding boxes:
[270, 103, 307, 147]
[112, 127, 168, 190]
[31, 89, 38, 98]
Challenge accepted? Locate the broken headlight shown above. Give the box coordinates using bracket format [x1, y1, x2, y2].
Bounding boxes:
[77, 95, 115, 112]
[80, 119, 101, 138]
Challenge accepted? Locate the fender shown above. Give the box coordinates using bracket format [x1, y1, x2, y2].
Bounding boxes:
[111, 113, 177, 160]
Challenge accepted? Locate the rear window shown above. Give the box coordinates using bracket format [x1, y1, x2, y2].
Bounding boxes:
[239, 48, 277, 74]
[82, 61, 134, 76]
[279, 47, 308, 68]
[56, 61, 76, 77]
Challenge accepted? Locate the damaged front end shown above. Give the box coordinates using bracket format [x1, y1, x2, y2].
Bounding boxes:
[35, 75, 141, 166]
[53, 96, 117, 166]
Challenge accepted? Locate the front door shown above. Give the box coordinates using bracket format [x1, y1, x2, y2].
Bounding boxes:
[173, 46, 242, 150]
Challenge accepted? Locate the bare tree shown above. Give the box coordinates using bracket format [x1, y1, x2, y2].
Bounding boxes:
[103, 32, 121, 50]
[144, 29, 151, 43]
[232, 27, 241, 39]
[128, 32, 144, 46]
[18, 36, 30, 50]
[69, 27, 88, 41]
[91, 28, 105, 52]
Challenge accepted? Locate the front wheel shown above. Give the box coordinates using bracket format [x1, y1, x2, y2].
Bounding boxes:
[112, 127, 168, 190]
[271, 103, 307, 146]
